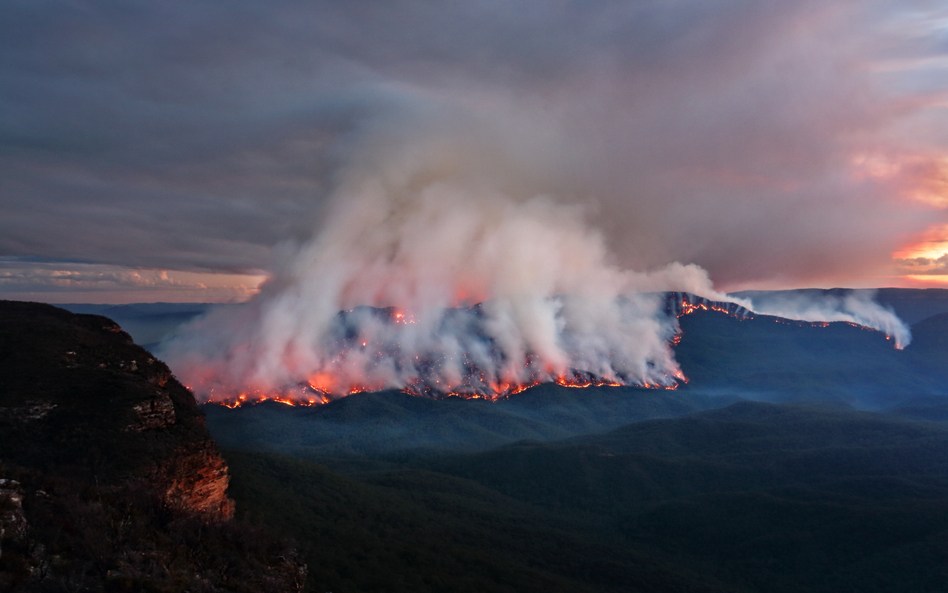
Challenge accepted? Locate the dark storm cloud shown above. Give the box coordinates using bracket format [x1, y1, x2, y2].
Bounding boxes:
[1, 0, 947, 294]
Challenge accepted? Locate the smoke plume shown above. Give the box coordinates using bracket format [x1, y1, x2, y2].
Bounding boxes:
[743, 290, 911, 349]
[162, 117, 910, 402]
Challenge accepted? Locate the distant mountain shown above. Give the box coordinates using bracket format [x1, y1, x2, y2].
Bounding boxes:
[61, 288, 948, 356]
[0, 301, 303, 592]
[59, 302, 217, 352]
[675, 307, 947, 407]
[876, 287, 948, 324]
[906, 311, 948, 355]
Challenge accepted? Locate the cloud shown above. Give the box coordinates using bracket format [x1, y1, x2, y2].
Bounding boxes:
[0, 0, 947, 294]
[896, 253, 948, 275]
[0, 258, 263, 303]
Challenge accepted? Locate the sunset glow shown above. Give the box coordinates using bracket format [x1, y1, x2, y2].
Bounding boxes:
[893, 225, 948, 260]
[892, 223, 948, 285]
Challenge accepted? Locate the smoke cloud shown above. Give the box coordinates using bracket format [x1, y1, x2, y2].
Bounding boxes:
[2, 0, 948, 303]
[162, 119, 909, 402]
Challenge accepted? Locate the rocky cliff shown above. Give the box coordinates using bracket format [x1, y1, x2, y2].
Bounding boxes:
[0, 301, 303, 592]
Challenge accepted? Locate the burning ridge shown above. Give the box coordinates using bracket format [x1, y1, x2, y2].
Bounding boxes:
[203, 300, 660, 408]
[197, 291, 898, 409]
[665, 292, 753, 318]
[667, 291, 906, 333]
[196, 292, 908, 407]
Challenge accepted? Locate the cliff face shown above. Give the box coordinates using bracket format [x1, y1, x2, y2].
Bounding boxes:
[0, 301, 301, 592]
[156, 446, 235, 518]
[0, 300, 234, 519]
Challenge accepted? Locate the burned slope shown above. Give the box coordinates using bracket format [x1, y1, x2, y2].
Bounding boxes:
[0, 301, 303, 592]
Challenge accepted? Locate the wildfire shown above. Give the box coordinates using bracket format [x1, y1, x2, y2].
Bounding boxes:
[554, 376, 623, 389]
[199, 294, 720, 408]
[203, 369, 678, 409]
[671, 292, 751, 319]
[200, 292, 887, 409]
[212, 392, 322, 409]
[392, 310, 416, 324]
[507, 381, 542, 396]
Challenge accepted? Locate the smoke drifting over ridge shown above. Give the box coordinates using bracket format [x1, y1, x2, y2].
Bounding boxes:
[162, 121, 910, 402]
[747, 291, 910, 349]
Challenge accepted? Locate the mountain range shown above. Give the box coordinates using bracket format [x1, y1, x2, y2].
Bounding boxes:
[4, 288, 946, 592]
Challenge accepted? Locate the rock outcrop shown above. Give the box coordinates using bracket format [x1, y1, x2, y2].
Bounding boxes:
[129, 390, 176, 432]
[156, 446, 235, 518]
[0, 301, 302, 591]
[0, 479, 27, 561]
[0, 300, 234, 518]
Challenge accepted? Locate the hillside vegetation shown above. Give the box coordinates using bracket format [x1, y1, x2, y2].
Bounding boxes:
[225, 402, 948, 592]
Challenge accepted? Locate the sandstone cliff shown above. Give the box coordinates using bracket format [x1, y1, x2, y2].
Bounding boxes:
[0, 301, 303, 592]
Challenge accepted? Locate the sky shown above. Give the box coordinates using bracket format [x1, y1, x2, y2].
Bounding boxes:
[2, 0, 948, 304]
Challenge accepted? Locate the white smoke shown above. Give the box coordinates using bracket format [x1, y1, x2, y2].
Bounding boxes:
[743, 290, 911, 349]
[163, 175, 714, 399]
[161, 111, 910, 402]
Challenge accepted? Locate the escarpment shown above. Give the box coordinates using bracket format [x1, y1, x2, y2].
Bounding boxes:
[0, 300, 234, 519]
[0, 301, 303, 592]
